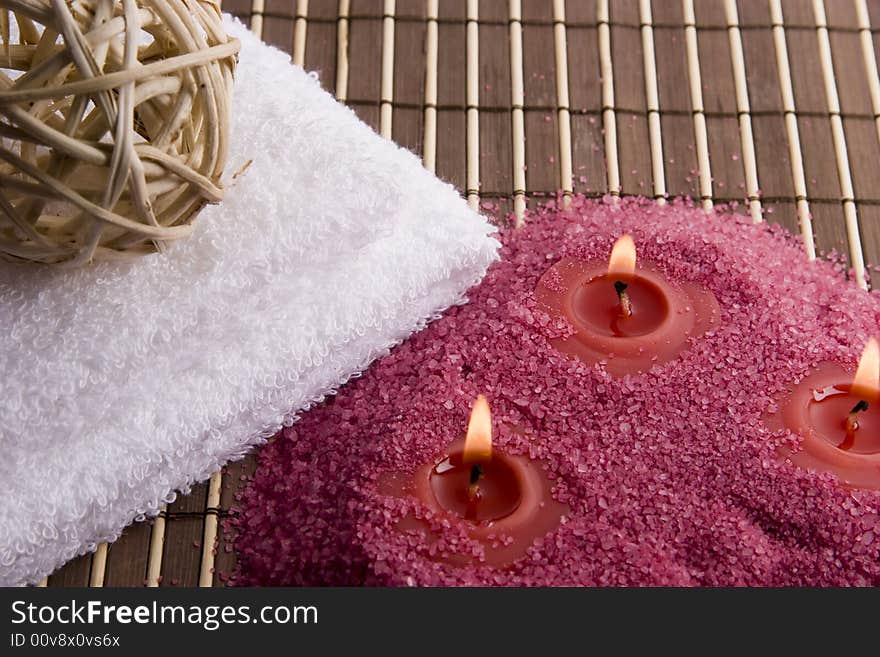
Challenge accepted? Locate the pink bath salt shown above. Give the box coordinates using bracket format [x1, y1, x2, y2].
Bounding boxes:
[540, 267, 565, 294]
[227, 196, 880, 586]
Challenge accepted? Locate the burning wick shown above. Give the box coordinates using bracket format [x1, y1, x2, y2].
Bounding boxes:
[468, 464, 483, 501]
[841, 399, 869, 450]
[608, 234, 636, 319]
[613, 280, 632, 318]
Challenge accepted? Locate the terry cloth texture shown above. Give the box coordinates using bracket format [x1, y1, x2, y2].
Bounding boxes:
[0, 17, 498, 586]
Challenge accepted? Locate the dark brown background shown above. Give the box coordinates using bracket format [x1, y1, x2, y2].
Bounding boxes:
[45, 0, 880, 586]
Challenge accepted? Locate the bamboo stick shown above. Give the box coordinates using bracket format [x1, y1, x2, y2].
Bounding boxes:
[723, 0, 762, 223]
[509, 0, 525, 225]
[293, 0, 308, 68]
[423, 0, 438, 173]
[89, 542, 107, 587]
[199, 472, 223, 587]
[250, 0, 264, 39]
[812, 0, 867, 289]
[552, 0, 572, 206]
[683, 0, 713, 210]
[597, 0, 619, 199]
[466, 0, 479, 210]
[639, 0, 666, 204]
[855, 0, 880, 253]
[335, 0, 350, 102]
[379, 0, 395, 139]
[769, 0, 816, 260]
[145, 508, 166, 587]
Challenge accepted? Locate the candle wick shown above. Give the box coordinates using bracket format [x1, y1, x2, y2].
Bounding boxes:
[841, 400, 869, 450]
[467, 463, 483, 501]
[613, 280, 632, 318]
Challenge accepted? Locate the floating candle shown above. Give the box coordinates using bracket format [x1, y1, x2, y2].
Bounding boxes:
[771, 339, 880, 489]
[380, 396, 567, 567]
[535, 234, 720, 376]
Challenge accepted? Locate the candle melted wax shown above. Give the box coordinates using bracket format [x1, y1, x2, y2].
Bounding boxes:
[574, 274, 669, 337]
[430, 453, 522, 522]
[806, 384, 880, 454]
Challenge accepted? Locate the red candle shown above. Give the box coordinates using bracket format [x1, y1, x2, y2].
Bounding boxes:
[535, 235, 720, 376]
[770, 339, 880, 489]
[379, 396, 567, 567]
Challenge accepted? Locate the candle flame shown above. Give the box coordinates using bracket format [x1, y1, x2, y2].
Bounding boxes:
[463, 395, 492, 464]
[608, 234, 636, 277]
[851, 338, 880, 402]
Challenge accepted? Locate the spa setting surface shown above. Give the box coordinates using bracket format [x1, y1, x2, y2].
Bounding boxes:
[10, 0, 880, 589]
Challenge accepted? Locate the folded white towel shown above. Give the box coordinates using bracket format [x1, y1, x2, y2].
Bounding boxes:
[0, 17, 498, 586]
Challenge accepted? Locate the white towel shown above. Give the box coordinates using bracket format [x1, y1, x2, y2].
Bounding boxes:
[0, 17, 498, 586]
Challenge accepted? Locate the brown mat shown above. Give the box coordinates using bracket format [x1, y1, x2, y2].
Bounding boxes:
[44, 0, 880, 587]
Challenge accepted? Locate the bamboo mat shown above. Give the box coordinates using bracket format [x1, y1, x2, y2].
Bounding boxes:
[43, 0, 880, 587]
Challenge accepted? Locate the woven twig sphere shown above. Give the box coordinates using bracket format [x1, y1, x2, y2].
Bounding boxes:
[0, 0, 239, 264]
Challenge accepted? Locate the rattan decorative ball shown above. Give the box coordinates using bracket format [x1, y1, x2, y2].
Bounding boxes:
[0, 0, 240, 265]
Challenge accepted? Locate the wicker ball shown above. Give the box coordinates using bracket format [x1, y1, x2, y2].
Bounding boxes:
[0, 0, 240, 265]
